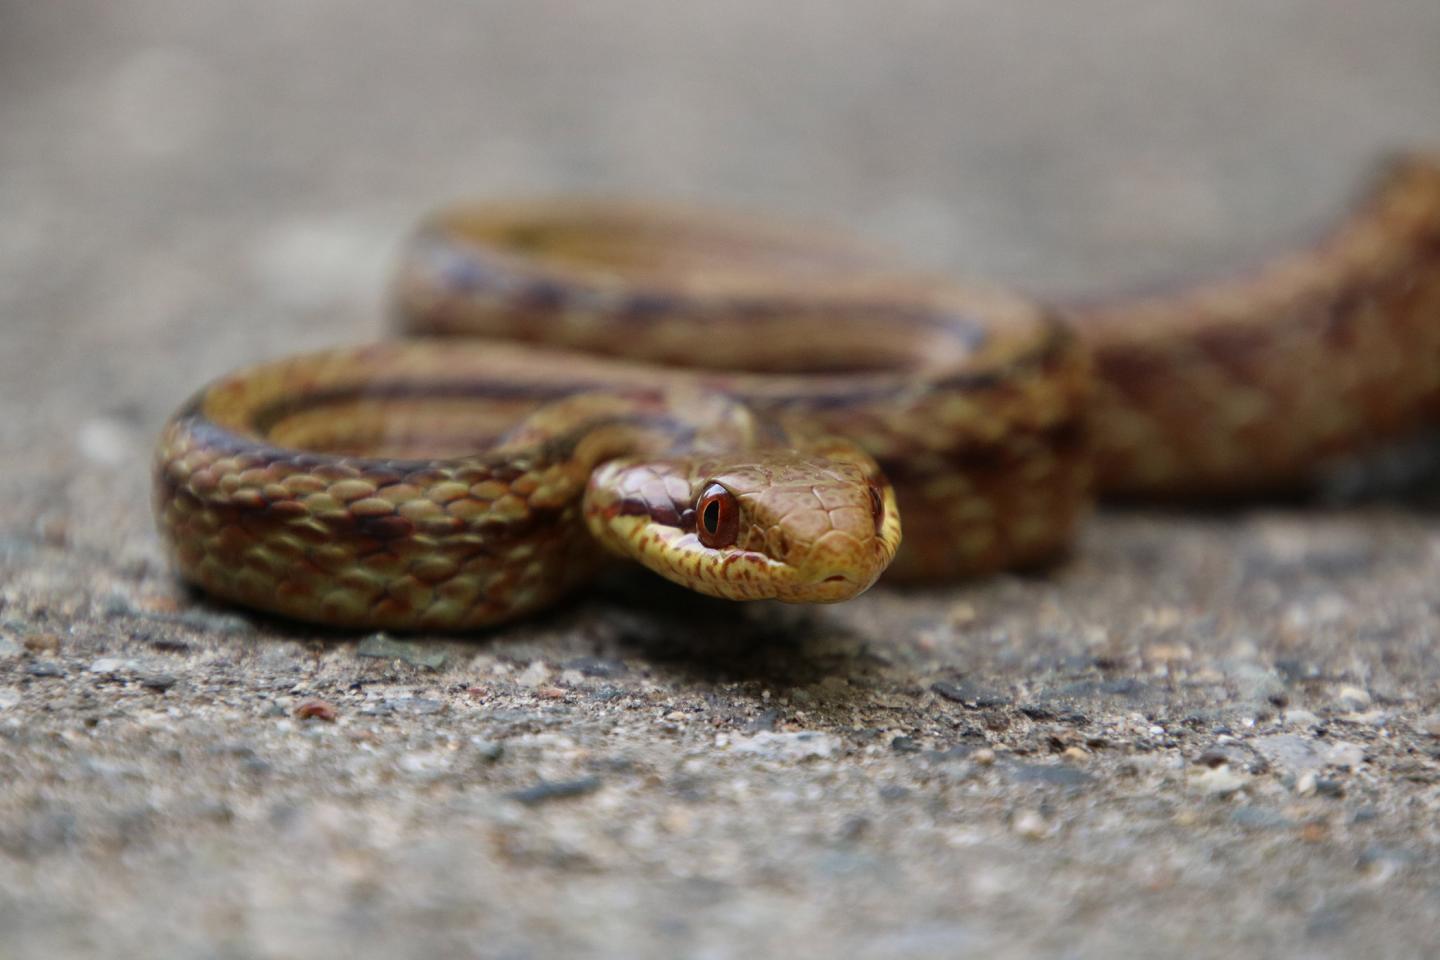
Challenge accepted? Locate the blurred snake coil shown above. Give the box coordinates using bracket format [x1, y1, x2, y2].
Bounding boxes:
[154, 154, 1440, 630]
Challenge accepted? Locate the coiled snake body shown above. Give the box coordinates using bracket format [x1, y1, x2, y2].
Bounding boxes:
[154, 156, 1440, 629]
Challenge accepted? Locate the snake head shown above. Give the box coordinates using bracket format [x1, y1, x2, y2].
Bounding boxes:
[584, 447, 902, 603]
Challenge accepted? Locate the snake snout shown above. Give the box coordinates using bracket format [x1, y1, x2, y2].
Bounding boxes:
[773, 523, 892, 602]
[744, 462, 903, 603]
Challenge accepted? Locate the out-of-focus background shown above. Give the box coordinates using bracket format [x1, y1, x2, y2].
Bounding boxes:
[5, 1, 1440, 404]
[4, 3, 1440, 959]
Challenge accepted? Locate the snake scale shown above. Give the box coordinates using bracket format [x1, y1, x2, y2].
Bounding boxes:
[154, 154, 1440, 630]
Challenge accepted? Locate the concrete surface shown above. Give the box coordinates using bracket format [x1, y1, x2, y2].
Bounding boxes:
[4, 2, 1440, 958]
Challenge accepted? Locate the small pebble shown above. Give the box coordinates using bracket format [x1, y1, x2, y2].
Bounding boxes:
[1253, 734, 1324, 777]
[76, 417, 133, 465]
[515, 661, 552, 688]
[161, 608, 253, 635]
[22, 633, 61, 654]
[140, 673, 179, 692]
[1358, 845, 1413, 881]
[1231, 806, 1294, 830]
[385, 697, 445, 716]
[1417, 714, 1440, 738]
[1324, 741, 1365, 770]
[1335, 685, 1372, 711]
[972, 748, 996, 766]
[295, 699, 338, 722]
[1011, 809, 1049, 840]
[931, 680, 1011, 708]
[355, 633, 447, 670]
[1190, 763, 1250, 796]
[561, 656, 628, 678]
[507, 777, 602, 806]
[947, 602, 977, 626]
[397, 751, 452, 777]
[729, 731, 838, 761]
[1005, 763, 1094, 788]
[1195, 747, 1243, 769]
[25, 661, 65, 678]
[1172, 809, 1203, 828]
[1144, 642, 1192, 664]
[137, 596, 182, 615]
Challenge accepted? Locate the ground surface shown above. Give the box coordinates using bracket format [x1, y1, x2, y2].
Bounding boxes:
[4, 3, 1440, 958]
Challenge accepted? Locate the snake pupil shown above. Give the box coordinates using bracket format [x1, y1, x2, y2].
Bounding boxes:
[702, 500, 720, 535]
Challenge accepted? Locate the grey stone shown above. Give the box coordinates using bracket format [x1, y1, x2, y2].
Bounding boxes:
[1003, 762, 1094, 788]
[561, 656, 629, 678]
[356, 633, 448, 670]
[89, 658, 137, 674]
[1222, 661, 1288, 703]
[1334, 685, 1373, 711]
[139, 672, 179, 692]
[1252, 734, 1327, 776]
[506, 777, 602, 806]
[1231, 806, 1296, 830]
[729, 731, 839, 761]
[931, 679, 1012, 708]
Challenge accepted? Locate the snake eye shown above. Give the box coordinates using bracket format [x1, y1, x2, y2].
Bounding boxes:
[696, 483, 740, 549]
[867, 482, 886, 533]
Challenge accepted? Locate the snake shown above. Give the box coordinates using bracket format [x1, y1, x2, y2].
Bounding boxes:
[153, 153, 1440, 630]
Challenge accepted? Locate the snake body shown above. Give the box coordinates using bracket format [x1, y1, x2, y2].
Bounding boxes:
[154, 155, 1440, 629]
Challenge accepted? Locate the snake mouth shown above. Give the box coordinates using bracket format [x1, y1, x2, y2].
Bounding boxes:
[770, 567, 876, 604]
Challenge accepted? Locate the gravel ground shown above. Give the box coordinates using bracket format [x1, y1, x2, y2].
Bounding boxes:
[4, 3, 1440, 958]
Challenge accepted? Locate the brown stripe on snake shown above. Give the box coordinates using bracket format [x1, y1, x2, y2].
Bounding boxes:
[154, 153, 1440, 629]
[414, 236, 991, 357]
